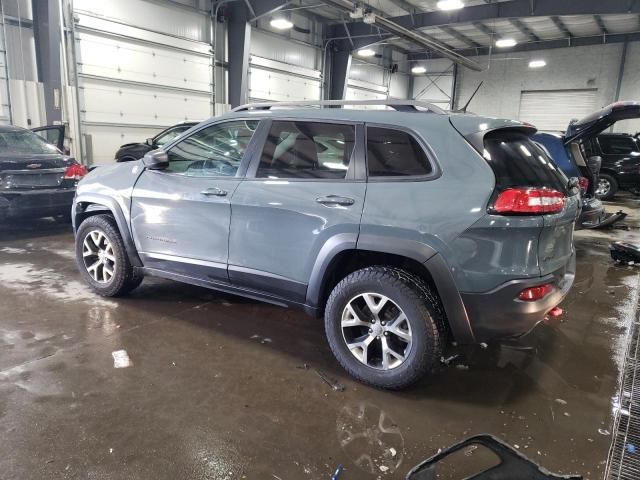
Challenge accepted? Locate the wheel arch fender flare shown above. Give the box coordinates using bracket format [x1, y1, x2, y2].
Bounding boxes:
[306, 233, 475, 344]
[73, 194, 142, 267]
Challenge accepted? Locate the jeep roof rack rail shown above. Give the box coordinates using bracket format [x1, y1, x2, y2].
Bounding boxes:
[230, 99, 447, 114]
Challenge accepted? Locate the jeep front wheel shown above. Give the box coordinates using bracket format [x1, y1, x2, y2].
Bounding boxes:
[324, 266, 443, 389]
[75, 214, 143, 297]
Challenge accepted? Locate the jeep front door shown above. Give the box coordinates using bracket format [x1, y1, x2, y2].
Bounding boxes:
[130, 119, 260, 282]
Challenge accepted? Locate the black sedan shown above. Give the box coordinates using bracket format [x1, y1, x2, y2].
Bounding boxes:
[0, 125, 86, 221]
[115, 122, 197, 162]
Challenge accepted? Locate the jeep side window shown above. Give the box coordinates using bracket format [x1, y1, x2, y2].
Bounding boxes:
[154, 126, 190, 146]
[366, 127, 433, 177]
[166, 120, 258, 177]
[256, 121, 356, 179]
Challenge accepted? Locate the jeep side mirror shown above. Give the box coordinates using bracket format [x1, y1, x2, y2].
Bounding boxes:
[142, 149, 169, 170]
[145, 138, 154, 146]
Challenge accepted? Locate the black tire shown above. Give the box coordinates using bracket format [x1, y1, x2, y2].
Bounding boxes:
[324, 266, 444, 390]
[75, 214, 143, 297]
[596, 173, 618, 201]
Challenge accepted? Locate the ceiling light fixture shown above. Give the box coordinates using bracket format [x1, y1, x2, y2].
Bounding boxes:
[495, 38, 517, 48]
[437, 0, 464, 11]
[529, 59, 546, 68]
[270, 17, 293, 30]
[357, 48, 376, 57]
[411, 65, 427, 74]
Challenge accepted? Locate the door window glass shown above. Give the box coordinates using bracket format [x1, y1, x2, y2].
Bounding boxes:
[256, 121, 356, 179]
[166, 120, 258, 177]
[366, 127, 433, 177]
[598, 136, 639, 155]
[154, 125, 192, 146]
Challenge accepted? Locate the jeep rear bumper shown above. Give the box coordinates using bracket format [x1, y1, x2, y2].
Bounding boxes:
[461, 251, 576, 342]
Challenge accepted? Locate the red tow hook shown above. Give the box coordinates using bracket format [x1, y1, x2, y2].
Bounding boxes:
[545, 307, 564, 325]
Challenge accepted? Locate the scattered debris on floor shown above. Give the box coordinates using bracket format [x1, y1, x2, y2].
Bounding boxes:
[112, 350, 132, 368]
[250, 334, 272, 344]
[314, 369, 345, 392]
[610, 242, 640, 264]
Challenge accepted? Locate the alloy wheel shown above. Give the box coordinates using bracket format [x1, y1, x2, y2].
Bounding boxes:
[341, 293, 413, 370]
[82, 229, 116, 283]
[596, 178, 611, 197]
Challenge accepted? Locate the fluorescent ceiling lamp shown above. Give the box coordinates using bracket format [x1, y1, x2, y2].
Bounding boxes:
[357, 48, 376, 57]
[270, 17, 293, 30]
[495, 38, 517, 48]
[529, 59, 546, 68]
[411, 66, 427, 74]
[437, 0, 464, 11]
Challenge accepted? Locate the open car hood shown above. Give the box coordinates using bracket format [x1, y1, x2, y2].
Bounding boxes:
[564, 101, 640, 145]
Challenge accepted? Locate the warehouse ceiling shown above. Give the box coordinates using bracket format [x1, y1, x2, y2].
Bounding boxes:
[264, 0, 640, 64]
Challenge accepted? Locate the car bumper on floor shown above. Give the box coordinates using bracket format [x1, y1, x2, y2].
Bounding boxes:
[577, 197, 606, 229]
[461, 252, 576, 342]
[0, 188, 75, 220]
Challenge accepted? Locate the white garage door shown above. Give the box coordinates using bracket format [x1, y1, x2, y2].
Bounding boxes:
[71, 6, 212, 164]
[519, 89, 597, 132]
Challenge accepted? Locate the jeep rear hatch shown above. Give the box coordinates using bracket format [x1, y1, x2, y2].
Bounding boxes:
[450, 116, 579, 278]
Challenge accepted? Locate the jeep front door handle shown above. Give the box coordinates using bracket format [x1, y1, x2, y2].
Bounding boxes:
[201, 187, 228, 197]
[316, 195, 355, 206]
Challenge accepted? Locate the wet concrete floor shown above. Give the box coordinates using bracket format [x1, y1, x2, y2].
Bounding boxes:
[0, 198, 639, 480]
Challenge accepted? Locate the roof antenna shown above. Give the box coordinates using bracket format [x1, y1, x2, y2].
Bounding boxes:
[458, 81, 483, 113]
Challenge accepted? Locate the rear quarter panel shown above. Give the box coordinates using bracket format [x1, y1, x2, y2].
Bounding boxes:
[359, 119, 495, 292]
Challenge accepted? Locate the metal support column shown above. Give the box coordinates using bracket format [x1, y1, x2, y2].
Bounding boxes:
[614, 38, 628, 101]
[227, 1, 251, 107]
[32, 0, 62, 124]
[328, 50, 351, 100]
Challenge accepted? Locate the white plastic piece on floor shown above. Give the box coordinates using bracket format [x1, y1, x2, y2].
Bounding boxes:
[112, 350, 132, 368]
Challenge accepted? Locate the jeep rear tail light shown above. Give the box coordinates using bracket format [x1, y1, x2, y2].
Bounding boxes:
[518, 284, 553, 301]
[578, 177, 589, 194]
[63, 163, 88, 180]
[491, 188, 565, 215]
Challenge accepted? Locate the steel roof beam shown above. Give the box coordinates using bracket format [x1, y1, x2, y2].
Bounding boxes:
[509, 17, 540, 42]
[408, 31, 640, 60]
[594, 15, 609, 35]
[550, 16, 573, 39]
[439, 24, 482, 48]
[328, 0, 640, 40]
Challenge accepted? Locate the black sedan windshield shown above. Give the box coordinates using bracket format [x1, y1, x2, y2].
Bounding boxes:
[0, 130, 60, 155]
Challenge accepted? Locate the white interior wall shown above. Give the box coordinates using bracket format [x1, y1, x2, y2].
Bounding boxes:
[449, 43, 640, 133]
[616, 42, 640, 134]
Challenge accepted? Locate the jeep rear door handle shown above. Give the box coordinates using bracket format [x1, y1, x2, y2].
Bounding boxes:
[316, 195, 355, 206]
[201, 187, 228, 197]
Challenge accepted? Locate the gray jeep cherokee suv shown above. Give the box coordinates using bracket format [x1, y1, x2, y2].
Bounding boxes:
[72, 100, 578, 389]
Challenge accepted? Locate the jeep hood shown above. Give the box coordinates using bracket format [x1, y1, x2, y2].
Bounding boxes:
[564, 101, 640, 145]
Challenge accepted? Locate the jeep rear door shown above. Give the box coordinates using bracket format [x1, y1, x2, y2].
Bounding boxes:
[227, 119, 366, 304]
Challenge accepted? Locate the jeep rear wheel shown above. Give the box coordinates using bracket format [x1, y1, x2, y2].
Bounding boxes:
[75, 214, 143, 297]
[324, 267, 444, 389]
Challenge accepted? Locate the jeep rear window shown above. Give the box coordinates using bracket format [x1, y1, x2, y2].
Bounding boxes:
[482, 130, 568, 193]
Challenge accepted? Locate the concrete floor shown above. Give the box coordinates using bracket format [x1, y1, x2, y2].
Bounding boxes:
[1, 199, 639, 480]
